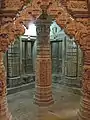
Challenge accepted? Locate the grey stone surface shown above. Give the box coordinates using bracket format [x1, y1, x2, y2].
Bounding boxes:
[7, 82, 35, 95]
[7, 85, 80, 120]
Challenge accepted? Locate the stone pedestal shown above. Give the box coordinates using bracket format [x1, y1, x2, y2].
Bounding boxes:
[34, 12, 54, 106]
[78, 50, 90, 120]
[0, 52, 12, 120]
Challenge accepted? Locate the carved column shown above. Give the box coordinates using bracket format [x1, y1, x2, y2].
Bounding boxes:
[78, 35, 90, 120]
[0, 52, 12, 120]
[34, 11, 54, 106]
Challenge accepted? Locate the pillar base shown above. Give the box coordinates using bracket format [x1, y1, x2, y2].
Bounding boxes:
[34, 98, 54, 107]
[34, 86, 54, 107]
[34, 93, 54, 106]
[78, 96, 90, 120]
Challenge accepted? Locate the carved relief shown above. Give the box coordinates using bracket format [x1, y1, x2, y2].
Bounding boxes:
[0, 53, 6, 96]
[35, 12, 54, 106]
[0, 17, 13, 25]
[0, 0, 89, 119]
[0, 20, 25, 52]
[67, 1, 87, 11]
[36, 59, 51, 86]
[19, 2, 41, 20]
[3, 0, 28, 10]
[76, 18, 89, 27]
[82, 64, 90, 93]
[1, 0, 88, 49]
[48, 1, 68, 28]
[0, 52, 12, 120]
[46, 0, 88, 51]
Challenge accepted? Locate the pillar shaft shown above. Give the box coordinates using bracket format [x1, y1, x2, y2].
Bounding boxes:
[0, 52, 12, 120]
[34, 14, 54, 106]
[78, 49, 90, 120]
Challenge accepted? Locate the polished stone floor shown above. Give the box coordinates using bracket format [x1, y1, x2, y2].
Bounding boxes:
[7, 85, 81, 120]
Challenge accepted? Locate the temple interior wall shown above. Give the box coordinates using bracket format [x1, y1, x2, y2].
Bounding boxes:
[3, 22, 83, 88]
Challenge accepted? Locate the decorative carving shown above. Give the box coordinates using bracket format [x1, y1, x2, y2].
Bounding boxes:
[76, 18, 89, 27]
[0, 17, 13, 25]
[47, 1, 68, 28]
[67, 1, 87, 11]
[0, 0, 90, 120]
[78, 50, 90, 120]
[0, 52, 12, 120]
[0, 19, 25, 52]
[34, 13, 54, 106]
[66, 0, 89, 18]
[3, 0, 28, 10]
[59, 0, 67, 7]
[1, 0, 87, 49]
[78, 21, 90, 119]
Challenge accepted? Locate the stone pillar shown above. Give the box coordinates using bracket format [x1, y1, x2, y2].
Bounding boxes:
[78, 49, 90, 119]
[34, 12, 54, 106]
[0, 52, 12, 120]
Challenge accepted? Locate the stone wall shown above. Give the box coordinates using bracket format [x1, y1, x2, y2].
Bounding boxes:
[3, 22, 83, 88]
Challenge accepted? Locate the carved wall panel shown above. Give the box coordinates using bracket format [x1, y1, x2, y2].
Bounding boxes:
[2, 0, 28, 9]
[67, 1, 87, 12]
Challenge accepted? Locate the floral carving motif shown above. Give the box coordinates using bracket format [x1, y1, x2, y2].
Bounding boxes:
[3, 0, 28, 10]
[0, 19, 25, 52]
[1, 17, 13, 25]
[67, 1, 87, 11]
[76, 18, 89, 27]
[1, 0, 88, 50]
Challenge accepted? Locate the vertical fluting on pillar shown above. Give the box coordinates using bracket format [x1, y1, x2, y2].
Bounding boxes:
[78, 48, 90, 120]
[0, 52, 12, 120]
[34, 7, 54, 107]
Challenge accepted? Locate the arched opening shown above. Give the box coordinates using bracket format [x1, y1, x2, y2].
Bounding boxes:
[5, 20, 83, 120]
[0, 0, 89, 120]
[4, 21, 83, 89]
[50, 21, 83, 88]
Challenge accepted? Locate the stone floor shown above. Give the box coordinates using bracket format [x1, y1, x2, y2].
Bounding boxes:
[7, 85, 81, 120]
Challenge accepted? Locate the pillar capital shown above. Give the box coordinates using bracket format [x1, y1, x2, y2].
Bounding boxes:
[35, 12, 52, 37]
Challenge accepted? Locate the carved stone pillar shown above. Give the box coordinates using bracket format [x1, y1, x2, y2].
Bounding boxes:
[34, 12, 54, 106]
[78, 45, 90, 119]
[0, 52, 12, 120]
